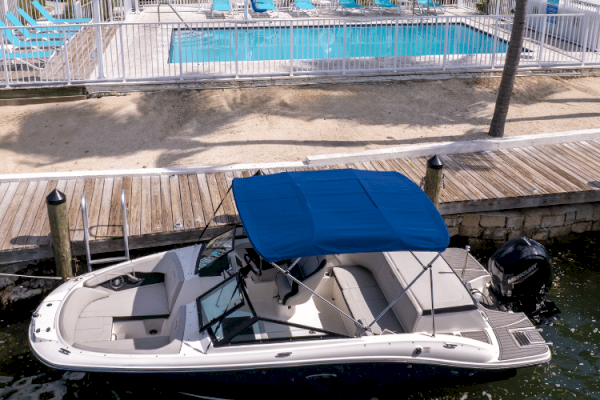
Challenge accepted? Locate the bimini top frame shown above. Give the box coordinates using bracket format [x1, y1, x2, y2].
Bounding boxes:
[232, 169, 450, 336]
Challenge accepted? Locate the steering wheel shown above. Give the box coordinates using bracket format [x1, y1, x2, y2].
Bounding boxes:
[243, 254, 261, 276]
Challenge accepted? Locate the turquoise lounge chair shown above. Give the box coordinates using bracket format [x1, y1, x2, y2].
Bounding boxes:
[338, 0, 365, 15]
[211, 0, 232, 17]
[293, 0, 318, 16]
[371, 0, 400, 14]
[0, 21, 64, 48]
[32, 0, 92, 23]
[0, 48, 54, 70]
[416, 0, 444, 14]
[5, 12, 76, 39]
[17, 8, 82, 32]
[251, 0, 279, 16]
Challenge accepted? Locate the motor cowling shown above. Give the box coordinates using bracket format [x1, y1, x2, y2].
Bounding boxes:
[488, 237, 553, 315]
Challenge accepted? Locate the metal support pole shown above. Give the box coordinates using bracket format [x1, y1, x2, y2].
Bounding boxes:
[62, 28, 72, 84]
[119, 24, 127, 82]
[423, 155, 444, 208]
[429, 266, 435, 337]
[368, 252, 442, 332]
[235, 22, 239, 78]
[580, 14, 590, 66]
[442, 17, 449, 70]
[538, 15, 547, 68]
[393, 18, 398, 72]
[121, 189, 130, 261]
[460, 245, 471, 281]
[47, 190, 74, 281]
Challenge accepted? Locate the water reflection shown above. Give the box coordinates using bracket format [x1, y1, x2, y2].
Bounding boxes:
[1, 233, 599, 400]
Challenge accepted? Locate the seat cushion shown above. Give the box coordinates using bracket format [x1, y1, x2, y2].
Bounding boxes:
[80, 283, 169, 318]
[74, 317, 113, 343]
[333, 266, 403, 335]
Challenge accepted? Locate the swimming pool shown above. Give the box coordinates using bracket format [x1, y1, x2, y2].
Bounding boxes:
[168, 23, 509, 63]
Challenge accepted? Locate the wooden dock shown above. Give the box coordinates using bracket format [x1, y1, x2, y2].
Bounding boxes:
[2, 136, 600, 265]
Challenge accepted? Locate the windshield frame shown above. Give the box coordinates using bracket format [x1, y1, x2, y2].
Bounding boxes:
[195, 227, 237, 276]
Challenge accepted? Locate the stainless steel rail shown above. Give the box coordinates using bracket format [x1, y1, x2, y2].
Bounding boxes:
[81, 189, 130, 272]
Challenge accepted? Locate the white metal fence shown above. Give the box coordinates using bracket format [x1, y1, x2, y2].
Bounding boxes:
[0, 0, 133, 24]
[458, 0, 600, 16]
[1, 13, 599, 87]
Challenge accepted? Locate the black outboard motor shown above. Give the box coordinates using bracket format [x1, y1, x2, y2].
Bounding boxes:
[488, 237, 559, 321]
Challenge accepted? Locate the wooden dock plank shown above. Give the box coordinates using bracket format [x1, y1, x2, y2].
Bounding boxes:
[493, 150, 563, 194]
[469, 152, 532, 197]
[196, 174, 217, 228]
[26, 180, 58, 246]
[95, 178, 115, 240]
[205, 174, 227, 227]
[573, 142, 600, 168]
[141, 176, 153, 235]
[1, 181, 38, 251]
[84, 178, 105, 242]
[436, 156, 487, 200]
[560, 143, 600, 177]
[0, 183, 11, 215]
[121, 176, 133, 236]
[178, 175, 195, 231]
[150, 176, 162, 234]
[535, 144, 599, 187]
[484, 151, 551, 195]
[447, 154, 507, 199]
[187, 174, 205, 229]
[160, 175, 174, 233]
[522, 145, 592, 190]
[0, 182, 20, 227]
[66, 179, 86, 243]
[129, 177, 142, 236]
[13, 180, 49, 249]
[169, 175, 185, 231]
[73, 179, 96, 242]
[511, 147, 582, 192]
[107, 177, 124, 238]
[452, 153, 519, 198]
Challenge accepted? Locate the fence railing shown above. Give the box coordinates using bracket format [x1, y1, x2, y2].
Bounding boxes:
[1, 13, 599, 87]
[459, 0, 600, 16]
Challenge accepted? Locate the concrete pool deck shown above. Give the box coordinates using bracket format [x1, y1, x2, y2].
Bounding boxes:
[0, 74, 599, 175]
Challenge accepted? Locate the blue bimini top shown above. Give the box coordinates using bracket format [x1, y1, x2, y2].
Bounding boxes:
[232, 169, 450, 262]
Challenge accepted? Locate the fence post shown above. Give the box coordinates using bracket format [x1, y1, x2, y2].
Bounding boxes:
[62, 28, 72, 84]
[442, 17, 449, 70]
[494, 0, 500, 15]
[178, 23, 183, 79]
[135, 0, 140, 13]
[538, 14, 547, 68]
[235, 22, 239, 78]
[119, 23, 127, 81]
[580, 14, 590, 66]
[1, 28, 10, 88]
[393, 18, 398, 72]
[342, 20, 347, 74]
[289, 20, 294, 77]
[423, 155, 444, 208]
[46, 190, 74, 281]
[93, 0, 106, 79]
[491, 15, 499, 67]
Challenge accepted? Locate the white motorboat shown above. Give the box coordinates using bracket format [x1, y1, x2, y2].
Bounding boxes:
[29, 169, 552, 383]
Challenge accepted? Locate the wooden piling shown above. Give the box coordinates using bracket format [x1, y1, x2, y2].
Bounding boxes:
[46, 189, 73, 281]
[424, 155, 444, 208]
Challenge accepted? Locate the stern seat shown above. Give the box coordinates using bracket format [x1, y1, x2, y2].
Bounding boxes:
[59, 252, 186, 354]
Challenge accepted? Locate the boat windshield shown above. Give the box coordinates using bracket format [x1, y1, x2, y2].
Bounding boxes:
[195, 228, 236, 276]
[197, 274, 249, 331]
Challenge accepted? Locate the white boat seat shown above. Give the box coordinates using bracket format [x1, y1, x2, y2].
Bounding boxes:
[333, 265, 404, 335]
[80, 283, 170, 318]
[72, 306, 186, 355]
[275, 256, 327, 306]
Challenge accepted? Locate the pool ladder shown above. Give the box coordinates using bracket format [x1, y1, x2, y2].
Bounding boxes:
[80, 190, 130, 272]
[158, 2, 192, 30]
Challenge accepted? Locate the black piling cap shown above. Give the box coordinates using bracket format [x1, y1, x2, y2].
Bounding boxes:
[253, 169, 265, 176]
[427, 155, 444, 170]
[46, 189, 66, 205]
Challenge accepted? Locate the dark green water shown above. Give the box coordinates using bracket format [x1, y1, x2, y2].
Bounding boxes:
[1, 234, 599, 400]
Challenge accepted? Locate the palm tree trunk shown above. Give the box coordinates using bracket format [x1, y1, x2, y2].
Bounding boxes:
[488, 0, 529, 137]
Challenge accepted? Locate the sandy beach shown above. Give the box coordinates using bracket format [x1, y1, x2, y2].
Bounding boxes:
[1, 75, 599, 175]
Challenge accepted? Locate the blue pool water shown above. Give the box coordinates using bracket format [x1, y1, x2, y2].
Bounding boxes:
[168, 23, 509, 63]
